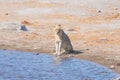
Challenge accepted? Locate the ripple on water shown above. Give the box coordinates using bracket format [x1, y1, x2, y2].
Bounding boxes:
[0, 50, 119, 80]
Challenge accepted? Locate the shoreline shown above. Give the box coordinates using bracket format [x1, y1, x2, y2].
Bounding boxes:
[0, 45, 120, 74]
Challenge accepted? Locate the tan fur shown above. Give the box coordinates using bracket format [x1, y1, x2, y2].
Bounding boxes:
[54, 24, 73, 55]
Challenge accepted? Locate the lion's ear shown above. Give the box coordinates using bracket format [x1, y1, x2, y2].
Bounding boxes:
[54, 25, 56, 28]
[58, 24, 62, 29]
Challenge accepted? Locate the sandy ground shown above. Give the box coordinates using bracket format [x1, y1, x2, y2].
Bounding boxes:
[0, 0, 120, 74]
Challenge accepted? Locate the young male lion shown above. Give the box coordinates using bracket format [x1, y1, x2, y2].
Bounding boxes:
[54, 24, 73, 55]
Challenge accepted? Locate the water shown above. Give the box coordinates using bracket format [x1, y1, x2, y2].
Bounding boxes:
[0, 50, 119, 80]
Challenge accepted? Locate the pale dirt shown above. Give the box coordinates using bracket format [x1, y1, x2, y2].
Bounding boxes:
[0, 0, 120, 73]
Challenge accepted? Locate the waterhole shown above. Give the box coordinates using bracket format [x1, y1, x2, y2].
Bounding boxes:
[0, 50, 119, 80]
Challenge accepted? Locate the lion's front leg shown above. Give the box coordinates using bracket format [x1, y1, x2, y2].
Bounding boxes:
[57, 42, 62, 55]
[54, 41, 59, 55]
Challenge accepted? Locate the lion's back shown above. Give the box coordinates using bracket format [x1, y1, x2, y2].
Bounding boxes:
[60, 31, 73, 51]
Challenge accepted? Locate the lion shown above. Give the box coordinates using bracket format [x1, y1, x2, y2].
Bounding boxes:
[54, 24, 73, 55]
